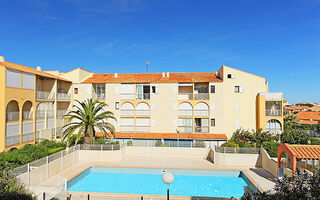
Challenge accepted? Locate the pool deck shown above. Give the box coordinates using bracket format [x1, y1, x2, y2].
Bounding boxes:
[38, 156, 276, 199]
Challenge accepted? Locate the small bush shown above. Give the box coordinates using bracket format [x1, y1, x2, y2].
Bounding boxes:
[127, 140, 133, 146]
[262, 141, 280, 157]
[221, 141, 239, 147]
[48, 147, 65, 154]
[94, 137, 106, 144]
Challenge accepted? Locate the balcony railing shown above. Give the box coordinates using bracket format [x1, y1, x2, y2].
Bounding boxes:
[136, 93, 150, 100]
[178, 109, 193, 116]
[121, 109, 135, 116]
[5, 135, 20, 146]
[22, 132, 34, 143]
[36, 91, 55, 101]
[194, 93, 209, 100]
[178, 126, 193, 133]
[121, 93, 135, 100]
[47, 110, 55, 118]
[93, 94, 105, 101]
[120, 125, 135, 133]
[136, 126, 150, 132]
[195, 126, 209, 133]
[178, 93, 193, 100]
[194, 109, 209, 116]
[22, 111, 33, 120]
[136, 110, 150, 116]
[36, 110, 46, 119]
[6, 111, 19, 121]
[57, 110, 67, 117]
[57, 92, 71, 101]
[266, 109, 282, 117]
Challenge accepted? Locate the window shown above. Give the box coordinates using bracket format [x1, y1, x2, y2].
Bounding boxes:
[235, 86, 244, 93]
[228, 74, 235, 79]
[74, 88, 78, 94]
[115, 102, 119, 110]
[152, 86, 156, 93]
[234, 86, 240, 93]
[211, 119, 215, 127]
[210, 85, 215, 93]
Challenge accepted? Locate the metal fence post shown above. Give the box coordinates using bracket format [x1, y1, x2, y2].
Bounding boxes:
[46, 156, 49, 179]
[27, 163, 30, 185]
[61, 151, 63, 170]
[64, 178, 67, 191]
[43, 192, 45, 200]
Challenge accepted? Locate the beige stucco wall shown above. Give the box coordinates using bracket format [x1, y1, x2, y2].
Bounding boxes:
[214, 152, 262, 167]
[78, 150, 122, 162]
[261, 148, 278, 177]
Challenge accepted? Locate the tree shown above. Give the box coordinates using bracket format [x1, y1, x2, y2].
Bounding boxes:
[281, 128, 311, 145]
[62, 99, 116, 145]
[284, 114, 300, 131]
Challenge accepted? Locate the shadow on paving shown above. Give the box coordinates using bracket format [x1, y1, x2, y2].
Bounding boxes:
[249, 168, 277, 183]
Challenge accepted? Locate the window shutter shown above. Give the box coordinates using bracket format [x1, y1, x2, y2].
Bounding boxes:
[240, 86, 244, 93]
[22, 72, 35, 90]
[6, 69, 21, 88]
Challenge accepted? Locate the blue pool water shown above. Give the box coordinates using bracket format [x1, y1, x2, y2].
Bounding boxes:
[67, 167, 254, 198]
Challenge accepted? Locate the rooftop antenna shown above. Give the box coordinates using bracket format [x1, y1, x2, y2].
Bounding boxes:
[145, 61, 150, 72]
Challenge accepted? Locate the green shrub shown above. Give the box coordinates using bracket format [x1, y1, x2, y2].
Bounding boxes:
[67, 135, 84, 146]
[262, 141, 280, 157]
[155, 140, 162, 147]
[48, 147, 65, 154]
[221, 141, 239, 147]
[94, 137, 106, 144]
[127, 140, 133, 146]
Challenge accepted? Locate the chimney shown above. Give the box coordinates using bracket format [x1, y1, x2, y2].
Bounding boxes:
[166, 72, 169, 77]
[36, 66, 41, 71]
[0, 56, 4, 62]
[162, 72, 165, 77]
[114, 73, 118, 78]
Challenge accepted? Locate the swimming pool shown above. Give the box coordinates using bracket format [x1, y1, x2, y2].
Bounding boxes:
[67, 167, 255, 198]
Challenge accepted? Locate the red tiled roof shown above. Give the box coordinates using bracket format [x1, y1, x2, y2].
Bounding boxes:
[286, 144, 320, 160]
[82, 72, 222, 83]
[96, 132, 227, 140]
[296, 111, 320, 121]
[0, 61, 71, 82]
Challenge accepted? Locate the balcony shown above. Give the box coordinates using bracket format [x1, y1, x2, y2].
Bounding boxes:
[136, 126, 150, 132]
[178, 126, 193, 133]
[5, 135, 20, 146]
[121, 93, 135, 100]
[136, 93, 150, 100]
[120, 125, 135, 133]
[121, 109, 135, 116]
[194, 93, 209, 100]
[195, 126, 209, 133]
[266, 109, 282, 117]
[136, 109, 150, 116]
[178, 93, 193, 100]
[57, 110, 67, 117]
[93, 94, 105, 101]
[57, 92, 71, 101]
[36, 91, 55, 101]
[194, 109, 209, 116]
[22, 111, 33, 120]
[6, 111, 19, 121]
[178, 109, 193, 116]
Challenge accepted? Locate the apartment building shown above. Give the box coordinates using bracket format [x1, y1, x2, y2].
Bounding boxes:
[0, 57, 73, 152]
[0, 56, 283, 151]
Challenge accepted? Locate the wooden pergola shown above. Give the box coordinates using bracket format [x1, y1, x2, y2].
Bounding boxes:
[277, 143, 320, 178]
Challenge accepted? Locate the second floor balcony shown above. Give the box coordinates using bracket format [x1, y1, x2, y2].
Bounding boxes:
[57, 92, 71, 101]
[194, 93, 209, 100]
[36, 91, 55, 101]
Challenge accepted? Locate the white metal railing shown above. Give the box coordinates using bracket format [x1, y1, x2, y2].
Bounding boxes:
[121, 109, 135, 116]
[57, 92, 71, 101]
[93, 94, 105, 101]
[135, 126, 150, 132]
[215, 146, 260, 154]
[22, 132, 34, 143]
[23, 111, 33, 120]
[121, 93, 135, 100]
[178, 93, 193, 100]
[120, 125, 135, 132]
[194, 109, 209, 116]
[6, 111, 19, 121]
[136, 109, 150, 116]
[36, 91, 55, 101]
[57, 110, 67, 117]
[36, 110, 46, 119]
[178, 126, 193, 133]
[266, 109, 282, 117]
[5, 135, 20, 146]
[47, 110, 55, 118]
[136, 93, 150, 100]
[178, 109, 193, 116]
[194, 126, 209, 133]
[194, 93, 209, 100]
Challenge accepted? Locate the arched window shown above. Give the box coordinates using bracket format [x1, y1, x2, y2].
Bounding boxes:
[266, 119, 282, 134]
[178, 102, 193, 116]
[121, 102, 134, 116]
[6, 100, 20, 146]
[22, 101, 34, 142]
[136, 102, 150, 116]
[194, 102, 209, 116]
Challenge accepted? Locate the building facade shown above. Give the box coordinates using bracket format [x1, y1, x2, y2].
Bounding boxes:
[0, 56, 284, 151]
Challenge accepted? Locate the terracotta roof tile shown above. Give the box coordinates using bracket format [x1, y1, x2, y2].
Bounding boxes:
[96, 132, 227, 140]
[0, 61, 71, 82]
[286, 144, 320, 160]
[296, 111, 320, 121]
[82, 72, 222, 83]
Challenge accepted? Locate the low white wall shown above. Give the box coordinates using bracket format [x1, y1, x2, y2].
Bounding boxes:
[261, 148, 278, 177]
[79, 150, 122, 162]
[214, 152, 261, 167]
[124, 146, 208, 158]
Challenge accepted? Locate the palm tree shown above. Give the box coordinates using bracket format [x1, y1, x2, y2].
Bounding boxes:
[61, 99, 116, 145]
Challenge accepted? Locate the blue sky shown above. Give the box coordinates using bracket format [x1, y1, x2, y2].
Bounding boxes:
[0, 0, 319, 104]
